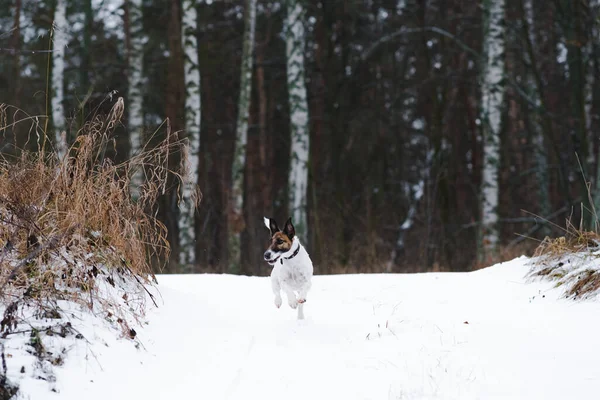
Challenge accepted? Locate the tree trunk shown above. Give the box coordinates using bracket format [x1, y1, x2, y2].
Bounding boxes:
[387, 149, 433, 272]
[587, 1, 600, 226]
[523, 0, 550, 231]
[563, 0, 590, 227]
[256, 16, 273, 214]
[229, 0, 257, 273]
[8, 0, 22, 152]
[595, 149, 600, 228]
[285, 0, 310, 243]
[179, 0, 201, 269]
[81, 0, 93, 93]
[51, 0, 68, 159]
[479, 0, 506, 260]
[126, 0, 145, 199]
[12, 0, 22, 107]
[165, 0, 186, 271]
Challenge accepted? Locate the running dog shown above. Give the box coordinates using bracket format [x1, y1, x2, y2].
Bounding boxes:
[263, 217, 313, 320]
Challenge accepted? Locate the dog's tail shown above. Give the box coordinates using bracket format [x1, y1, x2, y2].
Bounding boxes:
[297, 303, 305, 320]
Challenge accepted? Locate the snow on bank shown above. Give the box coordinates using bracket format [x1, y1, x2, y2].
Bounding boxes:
[8, 256, 600, 400]
[528, 243, 600, 299]
[1, 264, 156, 398]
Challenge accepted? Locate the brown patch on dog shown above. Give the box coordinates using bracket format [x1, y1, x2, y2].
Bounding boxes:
[269, 231, 292, 252]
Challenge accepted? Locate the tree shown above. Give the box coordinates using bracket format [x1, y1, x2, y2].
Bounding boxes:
[81, 0, 93, 94]
[5, 0, 600, 274]
[51, 0, 68, 158]
[125, 0, 144, 199]
[522, 0, 550, 230]
[560, 0, 590, 226]
[285, 0, 310, 242]
[164, 0, 186, 271]
[387, 147, 433, 272]
[11, 0, 21, 106]
[229, 0, 257, 273]
[587, 1, 600, 226]
[179, 0, 201, 268]
[479, 0, 506, 259]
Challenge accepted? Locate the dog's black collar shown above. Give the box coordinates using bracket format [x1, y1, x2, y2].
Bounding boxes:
[281, 242, 301, 264]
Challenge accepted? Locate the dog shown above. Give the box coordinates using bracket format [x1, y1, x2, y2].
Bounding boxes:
[263, 217, 313, 320]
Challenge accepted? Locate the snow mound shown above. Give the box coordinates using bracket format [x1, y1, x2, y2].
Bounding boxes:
[8, 256, 600, 400]
[0, 262, 157, 398]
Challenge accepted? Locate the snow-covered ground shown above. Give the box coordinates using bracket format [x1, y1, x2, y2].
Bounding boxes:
[7, 256, 600, 400]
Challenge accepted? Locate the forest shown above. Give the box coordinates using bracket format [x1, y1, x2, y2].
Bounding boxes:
[0, 0, 599, 275]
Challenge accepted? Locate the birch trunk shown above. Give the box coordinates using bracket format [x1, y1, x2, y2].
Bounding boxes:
[126, 0, 144, 200]
[479, 0, 506, 259]
[179, 0, 201, 268]
[229, 0, 257, 273]
[285, 0, 310, 242]
[51, 0, 68, 159]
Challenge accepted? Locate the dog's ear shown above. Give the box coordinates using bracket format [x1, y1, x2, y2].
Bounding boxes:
[264, 217, 280, 236]
[283, 217, 295, 240]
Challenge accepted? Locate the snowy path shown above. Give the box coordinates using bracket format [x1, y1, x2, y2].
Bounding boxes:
[25, 257, 600, 399]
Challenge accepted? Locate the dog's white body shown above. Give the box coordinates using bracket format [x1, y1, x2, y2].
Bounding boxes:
[266, 229, 313, 320]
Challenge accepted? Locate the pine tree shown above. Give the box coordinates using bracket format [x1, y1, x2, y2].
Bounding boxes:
[588, 0, 600, 226]
[229, 0, 257, 273]
[11, 0, 22, 107]
[523, 0, 550, 229]
[81, 0, 93, 93]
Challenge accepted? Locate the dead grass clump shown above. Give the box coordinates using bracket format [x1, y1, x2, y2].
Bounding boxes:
[529, 219, 600, 299]
[533, 230, 600, 260]
[566, 269, 600, 298]
[0, 97, 183, 337]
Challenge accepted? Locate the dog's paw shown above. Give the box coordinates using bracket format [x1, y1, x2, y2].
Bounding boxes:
[288, 299, 298, 309]
[297, 298, 306, 304]
[274, 295, 282, 308]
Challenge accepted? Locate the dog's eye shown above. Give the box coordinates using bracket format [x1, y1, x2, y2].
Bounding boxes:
[276, 239, 283, 245]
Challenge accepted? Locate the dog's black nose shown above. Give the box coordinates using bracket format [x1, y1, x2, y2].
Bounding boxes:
[263, 252, 271, 260]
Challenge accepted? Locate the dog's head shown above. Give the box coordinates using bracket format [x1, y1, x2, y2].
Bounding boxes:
[263, 217, 295, 265]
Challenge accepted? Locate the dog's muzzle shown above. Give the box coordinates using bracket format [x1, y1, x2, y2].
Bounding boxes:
[263, 250, 280, 266]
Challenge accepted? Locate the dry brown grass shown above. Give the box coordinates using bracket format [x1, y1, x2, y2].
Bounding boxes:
[529, 219, 600, 299]
[0, 97, 184, 337]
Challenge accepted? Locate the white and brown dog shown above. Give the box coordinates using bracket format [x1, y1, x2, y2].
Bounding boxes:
[263, 217, 313, 320]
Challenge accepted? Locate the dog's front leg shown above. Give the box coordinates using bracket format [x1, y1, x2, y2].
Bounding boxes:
[271, 277, 282, 308]
[284, 288, 298, 309]
[297, 280, 311, 304]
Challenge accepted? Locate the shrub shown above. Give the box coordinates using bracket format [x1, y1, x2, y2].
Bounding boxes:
[0, 97, 182, 335]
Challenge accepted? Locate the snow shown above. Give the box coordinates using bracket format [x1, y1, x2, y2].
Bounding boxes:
[93, 0, 123, 34]
[7, 256, 600, 399]
[529, 245, 600, 299]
